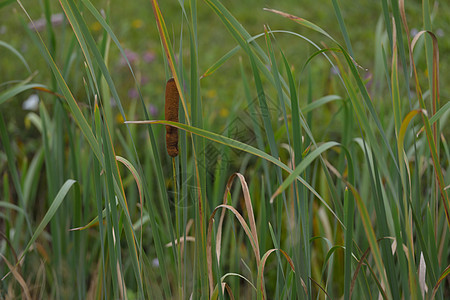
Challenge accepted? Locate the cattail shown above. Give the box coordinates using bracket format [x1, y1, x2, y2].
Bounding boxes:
[165, 78, 179, 157]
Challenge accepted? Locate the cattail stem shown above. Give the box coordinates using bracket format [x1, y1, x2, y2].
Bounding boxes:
[172, 157, 183, 299]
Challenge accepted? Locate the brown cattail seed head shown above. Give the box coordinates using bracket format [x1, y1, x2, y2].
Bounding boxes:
[165, 78, 179, 157]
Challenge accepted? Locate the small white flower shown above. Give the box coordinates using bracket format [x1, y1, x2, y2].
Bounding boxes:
[22, 94, 40, 111]
[152, 258, 159, 267]
[331, 66, 340, 75]
[28, 13, 64, 32]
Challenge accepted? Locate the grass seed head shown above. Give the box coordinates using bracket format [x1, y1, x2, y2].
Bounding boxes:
[165, 78, 179, 157]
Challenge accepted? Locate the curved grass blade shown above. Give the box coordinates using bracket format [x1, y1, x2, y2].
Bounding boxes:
[428, 101, 450, 127]
[0, 40, 31, 73]
[115, 155, 145, 278]
[398, 110, 424, 153]
[301, 95, 343, 114]
[221, 272, 256, 291]
[0, 83, 46, 106]
[201, 46, 240, 79]
[263, 8, 336, 43]
[207, 204, 259, 296]
[204, 0, 290, 98]
[431, 264, 450, 299]
[201, 30, 340, 83]
[116, 155, 143, 218]
[215, 173, 260, 264]
[257, 248, 295, 300]
[19, 179, 77, 263]
[350, 245, 371, 298]
[205, 0, 269, 61]
[211, 272, 255, 300]
[309, 276, 331, 299]
[0, 254, 32, 300]
[0, 202, 28, 220]
[271, 142, 339, 201]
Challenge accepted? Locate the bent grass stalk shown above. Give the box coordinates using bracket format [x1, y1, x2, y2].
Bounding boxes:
[207, 173, 261, 298]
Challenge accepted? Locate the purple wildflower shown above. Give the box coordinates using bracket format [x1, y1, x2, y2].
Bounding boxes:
[143, 51, 155, 63]
[120, 49, 139, 66]
[148, 104, 158, 117]
[140, 75, 149, 85]
[128, 88, 139, 99]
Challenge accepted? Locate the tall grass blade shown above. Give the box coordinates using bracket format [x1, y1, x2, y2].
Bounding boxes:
[0, 113, 32, 237]
[18, 180, 77, 263]
[330, 0, 354, 56]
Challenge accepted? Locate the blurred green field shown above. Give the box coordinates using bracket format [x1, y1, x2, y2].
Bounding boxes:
[1, 0, 448, 133]
[1, 0, 449, 299]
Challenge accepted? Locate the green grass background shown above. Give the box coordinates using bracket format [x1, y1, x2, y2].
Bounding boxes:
[1, 0, 449, 299]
